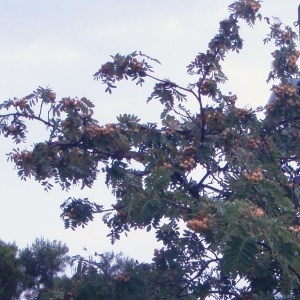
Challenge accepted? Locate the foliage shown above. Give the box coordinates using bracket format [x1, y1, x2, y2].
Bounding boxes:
[1, 0, 300, 298]
[0, 240, 24, 300]
[18, 237, 70, 291]
[69, 251, 198, 299]
[70, 251, 140, 299]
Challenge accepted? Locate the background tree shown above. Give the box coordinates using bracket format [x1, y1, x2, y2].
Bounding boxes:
[71, 251, 137, 299]
[0, 240, 24, 300]
[18, 238, 70, 292]
[70, 251, 197, 300]
[1, 0, 300, 298]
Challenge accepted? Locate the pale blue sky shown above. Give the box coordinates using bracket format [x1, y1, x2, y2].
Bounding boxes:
[0, 0, 298, 262]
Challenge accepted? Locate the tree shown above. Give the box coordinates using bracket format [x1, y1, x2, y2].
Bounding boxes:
[1, 0, 300, 298]
[70, 251, 196, 300]
[18, 238, 70, 292]
[0, 240, 24, 300]
[70, 251, 139, 299]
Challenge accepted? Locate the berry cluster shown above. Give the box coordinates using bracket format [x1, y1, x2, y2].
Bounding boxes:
[288, 225, 300, 234]
[228, 93, 238, 104]
[280, 31, 292, 43]
[86, 123, 118, 138]
[164, 128, 176, 135]
[266, 82, 300, 111]
[253, 207, 264, 217]
[116, 210, 127, 223]
[293, 130, 300, 139]
[162, 162, 172, 169]
[205, 110, 225, 131]
[113, 273, 130, 282]
[3, 125, 19, 137]
[66, 292, 76, 299]
[243, 168, 264, 182]
[285, 98, 300, 107]
[198, 79, 217, 97]
[220, 128, 230, 140]
[247, 0, 261, 13]
[288, 51, 300, 69]
[62, 98, 83, 108]
[12, 92, 56, 108]
[66, 210, 76, 219]
[49, 92, 56, 100]
[248, 138, 261, 150]
[12, 98, 28, 109]
[11, 150, 32, 163]
[183, 145, 197, 154]
[153, 248, 165, 261]
[236, 108, 250, 119]
[273, 83, 297, 98]
[285, 182, 294, 189]
[186, 217, 209, 233]
[179, 157, 196, 172]
[128, 58, 144, 73]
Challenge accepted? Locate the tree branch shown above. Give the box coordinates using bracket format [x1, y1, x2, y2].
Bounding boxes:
[0, 112, 54, 128]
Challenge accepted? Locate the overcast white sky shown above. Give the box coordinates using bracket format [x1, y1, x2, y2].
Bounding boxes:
[0, 1, 298, 263]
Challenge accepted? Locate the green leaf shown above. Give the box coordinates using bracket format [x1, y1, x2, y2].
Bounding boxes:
[222, 236, 257, 276]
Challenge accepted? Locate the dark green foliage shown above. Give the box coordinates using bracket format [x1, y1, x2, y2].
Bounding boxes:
[0, 240, 24, 300]
[18, 237, 70, 290]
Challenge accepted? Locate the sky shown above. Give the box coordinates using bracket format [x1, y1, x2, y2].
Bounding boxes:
[0, 0, 299, 264]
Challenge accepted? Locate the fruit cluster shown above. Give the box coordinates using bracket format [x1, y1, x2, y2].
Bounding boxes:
[100, 62, 115, 76]
[116, 210, 127, 223]
[113, 273, 130, 282]
[3, 125, 19, 137]
[253, 207, 264, 217]
[66, 210, 77, 220]
[280, 31, 292, 43]
[288, 225, 300, 233]
[11, 150, 32, 163]
[12, 98, 28, 109]
[205, 110, 225, 130]
[285, 98, 300, 107]
[186, 217, 209, 233]
[86, 123, 118, 138]
[247, 0, 261, 13]
[220, 128, 230, 140]
[265, 102, 275, 111]
[47, 91, 56, 102]
[243, 168, 264, 182]
[183, 145, 197, 155]
[60, 98, 86, 113]
[179, 157, 196, 172]
[248, 138, 260, 150]
[128, 58, 144, 73]
[228, 93, 238, 104]
[62, 98, 77, 107]
[66, 292, 76, 299]
[285, 182, 294, 189]
[293, 130, 300, 139]
[165, 128, 176, 135]
[236, 108, 250, 119]
[198, 79, 217, 97]
[273, 83, 297, 98]
[162, 162, 172, 169]
[288, 51, 300, 69]
[154, 248, 165, 259]
[266, 83, 300, 111]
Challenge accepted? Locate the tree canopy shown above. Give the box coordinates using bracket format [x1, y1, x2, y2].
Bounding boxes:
[19, 237, 70, 291]
[1, 0, 300, 298]
[0, 240, 24, 300]
[0, 238, 70, 300]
